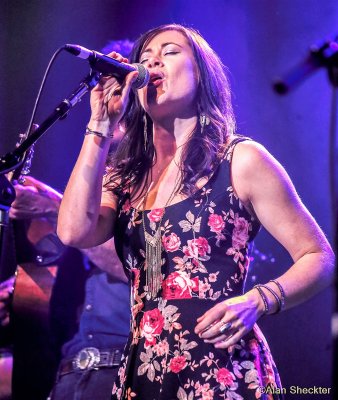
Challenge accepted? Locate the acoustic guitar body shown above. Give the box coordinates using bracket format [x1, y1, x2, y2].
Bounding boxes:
[8, 217, 86, 400]
[10, 218, 61, 400]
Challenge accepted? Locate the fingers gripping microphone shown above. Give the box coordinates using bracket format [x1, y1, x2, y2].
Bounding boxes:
[64, 44, 150, 89]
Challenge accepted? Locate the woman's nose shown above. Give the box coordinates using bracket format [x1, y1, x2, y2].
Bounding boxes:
[145, 56, 163, 69]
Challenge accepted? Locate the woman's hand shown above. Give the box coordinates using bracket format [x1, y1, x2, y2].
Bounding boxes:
[194, 289, 265, 348]
[88, 51, 139, 134]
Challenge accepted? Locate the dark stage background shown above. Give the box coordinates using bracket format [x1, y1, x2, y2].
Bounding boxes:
[1, 0, 337, 398]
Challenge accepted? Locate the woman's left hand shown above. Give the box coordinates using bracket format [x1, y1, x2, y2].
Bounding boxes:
[194, 290, 265, 348]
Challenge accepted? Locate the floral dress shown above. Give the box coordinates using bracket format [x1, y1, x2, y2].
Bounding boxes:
[112, 138, 283, 400]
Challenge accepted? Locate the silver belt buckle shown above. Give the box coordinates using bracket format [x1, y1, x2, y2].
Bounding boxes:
[73, 347, 100, 370]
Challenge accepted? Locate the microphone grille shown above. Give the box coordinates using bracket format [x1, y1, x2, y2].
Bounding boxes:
[132, 64, 150, 89]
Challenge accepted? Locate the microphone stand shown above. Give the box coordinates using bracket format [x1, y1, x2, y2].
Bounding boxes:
[274, 38, 338, 396]
[329, 56, 338, 400]
[0, 71, 100, 283]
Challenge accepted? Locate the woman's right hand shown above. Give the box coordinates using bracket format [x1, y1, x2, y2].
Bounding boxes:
[88, 51, 139, 134]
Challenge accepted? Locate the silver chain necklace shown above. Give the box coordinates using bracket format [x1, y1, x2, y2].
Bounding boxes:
[141, 174, 179, 299]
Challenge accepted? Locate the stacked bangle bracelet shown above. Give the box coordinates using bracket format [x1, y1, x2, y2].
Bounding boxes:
[260, 285, 282, 314]
[253, 285, 269, 314]
[253, 280, 286, 315]
[84, 125, 114, 139]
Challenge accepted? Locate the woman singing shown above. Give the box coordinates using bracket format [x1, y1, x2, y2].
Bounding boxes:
[57, 24, 334, 399]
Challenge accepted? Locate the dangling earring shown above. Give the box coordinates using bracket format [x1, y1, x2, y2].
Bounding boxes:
[143, 113, 148, 151]
[199, 113, 210, 134]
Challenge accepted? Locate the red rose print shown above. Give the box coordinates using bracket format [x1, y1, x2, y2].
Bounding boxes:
[147, 208, 165, 223]
[208, 213, 225, 233]
[169, 355, 187, 373]
[140, 308, 164, 347]
[232, 215, 250, 250]
[216, 367, 234, 386]
[162, 232, 181, 252]
[183, 237, 210, 259]
[162, 271, 199, 300]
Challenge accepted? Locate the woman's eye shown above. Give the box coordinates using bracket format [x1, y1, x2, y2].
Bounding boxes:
[139, 51, 178, 63]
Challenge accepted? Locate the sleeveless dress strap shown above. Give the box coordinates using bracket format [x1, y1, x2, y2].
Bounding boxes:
[224, 135, 251, 163]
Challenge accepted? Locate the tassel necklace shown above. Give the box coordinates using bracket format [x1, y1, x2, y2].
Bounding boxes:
[141, 178, 179, 299]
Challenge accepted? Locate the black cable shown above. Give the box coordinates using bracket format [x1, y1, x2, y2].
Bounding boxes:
[26, 46, 66, 137]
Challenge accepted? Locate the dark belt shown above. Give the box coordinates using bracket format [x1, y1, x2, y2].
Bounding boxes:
[59, 347, 123, 376]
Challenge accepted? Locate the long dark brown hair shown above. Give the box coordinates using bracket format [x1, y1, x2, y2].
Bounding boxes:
[105, 24, 236, 200]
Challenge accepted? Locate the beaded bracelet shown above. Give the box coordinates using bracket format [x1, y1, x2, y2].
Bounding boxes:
[269, 279, 286, 311]
[253, 285, 269, 315]
[260, 284, 282, 314]
[85, 126, 114, 139]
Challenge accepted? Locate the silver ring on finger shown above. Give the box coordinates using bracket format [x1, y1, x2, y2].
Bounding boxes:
[219, 321, 232, 334]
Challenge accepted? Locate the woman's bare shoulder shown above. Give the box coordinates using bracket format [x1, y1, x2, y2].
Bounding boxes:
[231, 139, 292, 203]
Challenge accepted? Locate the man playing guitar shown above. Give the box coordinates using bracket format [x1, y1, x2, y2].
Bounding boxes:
[0, 176, 129, 400]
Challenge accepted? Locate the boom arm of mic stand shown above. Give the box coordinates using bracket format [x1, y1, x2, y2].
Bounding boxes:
[0, 71, 100, 175]
[0, 71, 100, 285]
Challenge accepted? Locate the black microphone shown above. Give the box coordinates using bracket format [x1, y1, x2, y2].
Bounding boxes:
[64, 44, 150, 89]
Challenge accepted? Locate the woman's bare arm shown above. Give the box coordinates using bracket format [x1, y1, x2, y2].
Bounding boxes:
[57, 52, 138, 249]
[57, 134, 116, 248]
[195, 141, 335, 348]
[234, 141, 334, 309]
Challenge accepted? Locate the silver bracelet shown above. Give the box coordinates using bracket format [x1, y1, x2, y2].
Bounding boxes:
[85, 125, 114, 139]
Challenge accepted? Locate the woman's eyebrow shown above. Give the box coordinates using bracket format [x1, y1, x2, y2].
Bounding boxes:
[141, 42, 183, 56]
